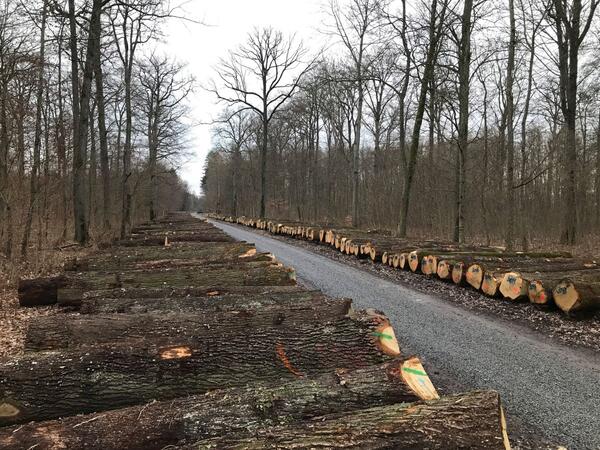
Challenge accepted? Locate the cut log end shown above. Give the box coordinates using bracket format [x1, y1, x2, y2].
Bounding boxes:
[499, 272, 527, 301]
[452, 262, 465, 285]
[437, 261, 451, 280]
[408, 251, 420, 272]
[399, 357, 439, 401]
[553, 281, 579, 313]
[500, 404, 512, 450]
[527, 280, 551, 305]
[374, 324, 400, 357]
[466, 264, 484, 290]
[553, 280, 600, 314]
[481, 273, 501, 297]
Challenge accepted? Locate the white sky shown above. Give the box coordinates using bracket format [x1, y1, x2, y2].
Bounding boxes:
[161, 0, 326, 195]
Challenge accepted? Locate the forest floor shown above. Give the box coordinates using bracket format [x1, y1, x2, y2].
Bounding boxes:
[0, 245, 93, 358]
[208, 218, 600, 450]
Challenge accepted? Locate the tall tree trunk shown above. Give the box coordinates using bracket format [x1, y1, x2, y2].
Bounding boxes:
[596, 113, 600, 227]
[504, 0, 516, 250]
[93, 24, 110, 232]
[352, 65, 363, 227]
[70, 0, 88, 244]
[20, 0, 48, 258]
[259, 93, 267, 218]
[121, 64, 133, 236]
[398, 0, 445, 237]
[454, 0, 473, 244]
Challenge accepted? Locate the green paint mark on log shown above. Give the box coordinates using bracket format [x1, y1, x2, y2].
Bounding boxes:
[402, 367, 427, 377]
[371, 332, 393, 340]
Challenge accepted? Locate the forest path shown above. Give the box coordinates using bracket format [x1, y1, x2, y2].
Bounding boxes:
[205, 217, 600, 449]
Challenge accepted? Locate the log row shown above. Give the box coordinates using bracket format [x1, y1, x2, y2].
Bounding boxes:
[214, 214, 599, 316]
[3, 212, 511, 449]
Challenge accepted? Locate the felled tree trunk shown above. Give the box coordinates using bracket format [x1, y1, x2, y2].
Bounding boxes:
[113, 233, 234, 246]
[184, 391, 510, 450]
[0, 312, 399, 425]
[0, 358, 438, 450]
[19, 265, 296, 307]
[64, 242, 258, 271]
[58, 285, 304, 308]
[25, 297, 354, 350]
[77, 290, 325, 314]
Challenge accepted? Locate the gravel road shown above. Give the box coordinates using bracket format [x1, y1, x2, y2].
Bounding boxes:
[208, 218, 600, 449]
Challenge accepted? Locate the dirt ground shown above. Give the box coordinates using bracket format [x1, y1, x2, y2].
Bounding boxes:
[0, 245, 94, 358]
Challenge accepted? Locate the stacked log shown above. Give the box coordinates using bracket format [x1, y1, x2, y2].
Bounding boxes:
[211, 214, 600, 317]
[179, 391, 509, 450]
[0, 359, 440, 450]
[2, 213, 511, 448]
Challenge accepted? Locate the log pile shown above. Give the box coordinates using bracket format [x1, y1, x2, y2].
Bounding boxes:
[1, 212, 511, 449]
[213, 214, 600, 316]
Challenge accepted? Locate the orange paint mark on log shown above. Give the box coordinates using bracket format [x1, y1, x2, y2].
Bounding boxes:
[275, 343, 303, 377]
[159, 345, 192, 359]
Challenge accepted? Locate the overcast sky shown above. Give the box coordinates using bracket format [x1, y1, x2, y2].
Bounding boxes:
[161, 0, 326, 194]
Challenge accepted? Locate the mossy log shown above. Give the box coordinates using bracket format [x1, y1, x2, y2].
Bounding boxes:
[0, 312, 400, 426]
[77, 290, 325, 314]
[20, 265, 296, 307]
[59, 285, 305, 308]
[183, 391, 510, 450]
[0, 358, 437, 450]
[25, 297, 354, 350]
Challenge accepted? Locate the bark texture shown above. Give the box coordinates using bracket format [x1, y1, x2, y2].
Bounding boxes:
[0, 359, 433, 450]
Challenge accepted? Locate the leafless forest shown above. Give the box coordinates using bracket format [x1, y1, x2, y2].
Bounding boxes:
[203, 0, 600, 253]
[0, 0, 198, 268]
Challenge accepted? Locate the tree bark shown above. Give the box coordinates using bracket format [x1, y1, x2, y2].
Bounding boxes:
[18, 264, 296, 307]
[0, 359, 437, 450]
[20, 0, 48, 258]
[59, 285, 305, 308]
[77, 290, 326, 314]
[64, 242, 257, 271]
[25, 297, 353, 350]
[0, 312, 397, 426]
[93, 15, 111, 232]
[185, 391, 510, 450]
[454, 0, 473, 244]
[398, 0, 446, 237]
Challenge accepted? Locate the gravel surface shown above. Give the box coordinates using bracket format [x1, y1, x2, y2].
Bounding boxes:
[208, 218, 600, 450]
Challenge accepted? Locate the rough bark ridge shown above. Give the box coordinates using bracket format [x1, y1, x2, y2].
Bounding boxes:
[25, 297, 353, 350]
[185, 391, 509, 450]
[1, 313, 396, 425]
[0, 359, 435, 450]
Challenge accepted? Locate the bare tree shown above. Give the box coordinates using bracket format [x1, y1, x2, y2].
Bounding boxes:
[327, 0, 383, 226]
[110, 0, 164, 237]
[139, 53, 193, 220]
[210, 27, 311, 219]
[20, 0, 48, 257]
